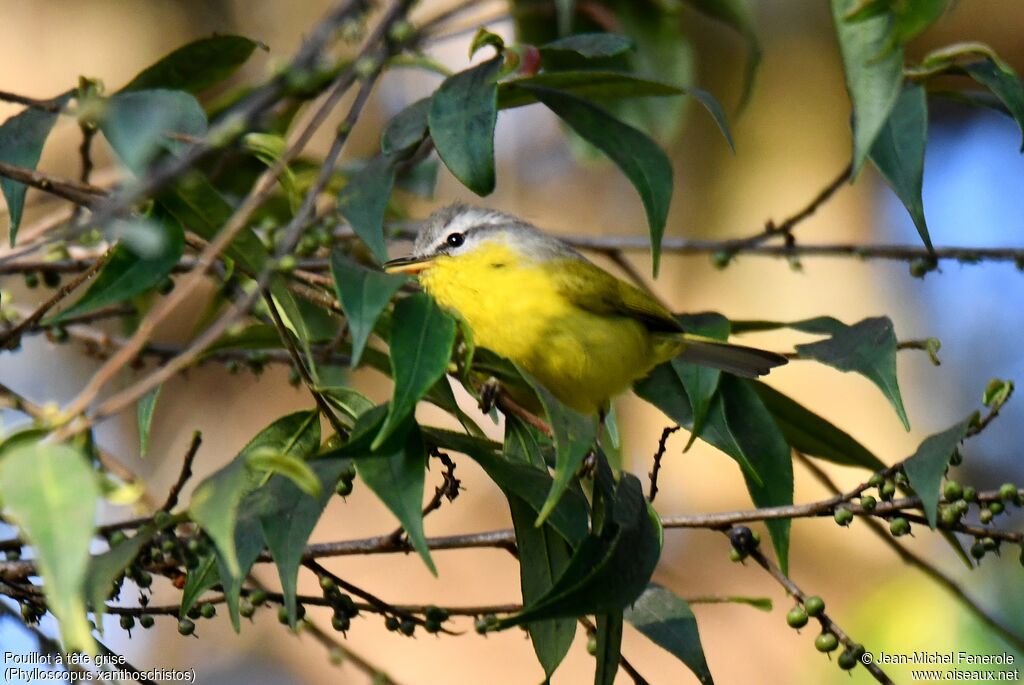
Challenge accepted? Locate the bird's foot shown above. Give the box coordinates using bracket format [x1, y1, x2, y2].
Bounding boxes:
[479, 377, 501, 414]
[577, 450, 597, 479]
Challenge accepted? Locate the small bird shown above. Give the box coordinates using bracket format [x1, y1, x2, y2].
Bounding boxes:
[384, 204, 786, 416]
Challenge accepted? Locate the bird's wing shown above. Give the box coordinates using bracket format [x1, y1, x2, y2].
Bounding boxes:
[551, 259, 684, 334]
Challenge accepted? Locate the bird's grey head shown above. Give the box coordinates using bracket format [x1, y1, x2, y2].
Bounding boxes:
[410, 203, 582, 262]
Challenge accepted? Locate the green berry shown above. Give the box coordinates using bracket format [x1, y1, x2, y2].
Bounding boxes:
[425, 619, 442, 634]
[868, 473, 884, 488]
[153, 510, 173, 528]
[804, 596, 825, 617]
[729, 548, 746, 563]
[249, 589, 267, 606]
[860, 495, 876, 512]
[943, 481, 963, 501]
[889, 517, 910, 537]
[1000, 483, 1019, 502]
[982, 537, 998, 551]
[838, 649, 858, 670]
[276, 255, 297, 273]
[158, 277, 175, 295]
[939, 506, 959, 527]
[587, 634, 598, 655]
[880, 480, 897, 501]
[332, 614, 350, 632]
[49, 326, 69, 343]
[139, 614, 155, 629]
[239, 599, 256, 618]
[953, 499, 970, 515]
[833, 508, 853, 527]
[120, 614, 135, 631]
[815, 631, 839, 653]
[109, 531, 127, 547]
[786, 605, 808, 629]
[24, 272, 39, 289]
[278, 606, 291, 624]
[387, 20, 416, 43]
[200, 603, 216, 619]
[980, 508, 994, 524]
[386, 616, 400, 632]
[710, 250, 732, 269]
[187, 605, 201, 620]
[963, 486, 978, 502]
[335, 478, 354, 497]
[425, 605, 448, 623]
[399, 619, 415, 636]
[989, 501, 1005, 516]
[319, 575, 336, 592]
[473, 617, 488, 634]
[177, 618, 195, 636]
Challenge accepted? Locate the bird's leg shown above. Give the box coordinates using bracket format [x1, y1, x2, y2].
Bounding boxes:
[479, 376, 501, 414]
[577, 408, 607, 478]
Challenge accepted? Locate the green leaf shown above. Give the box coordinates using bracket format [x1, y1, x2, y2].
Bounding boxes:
[541, 33, 634, 59]
[320, 385, 376, 423]
[428, 56, 503, 195]
[101, 89, 208, 174]
[381, 98, 430, 156]
[594, 612, 624, 685]
[687, 87, 736, 152]
[522, 372, 598, 525]
[121, 35, 262, 94]
[179, 553, 219, 619]
[48, 216, 185, 323]
[498, 71, 683, 109]
[136, 385, 162, 458]
[625, 584, 715, 685]
[86, 528, 155, 631]
[213, 503, 266, 631]
[243, 132, 300, 213]
[0, 442, 99, 653]
[189, 411, 319, 576]
[470, 27, 506, 58]
[353, 411, 436, 575]
[374, 293, 456, 449]
[706, 377, 792, 573]
[794, 316, 910, 430]
[329, 251, 405, 370]
[684, 0, 762, 111]
[337, 154, 396, 262]
[831, 0, 904, 177]
[257, 456, 352, 626]
[523, 85, 673, 275]
[675, 313, 730, 450]
[496, 473, 661, 628]
[891, 0, 949, 45]
[869, 85, 931, 251]
[0, 95, 69, 244]
[964, 59, 1024, 151]
[246, 447, 322, 498]
[503, 418, 577, 679]
[903, 417, 972, 528]
[751, 381, 885, 470]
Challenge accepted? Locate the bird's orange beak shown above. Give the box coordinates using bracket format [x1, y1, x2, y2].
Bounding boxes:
[383, 255, 434, 275]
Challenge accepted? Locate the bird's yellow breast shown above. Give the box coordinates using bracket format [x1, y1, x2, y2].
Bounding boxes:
[419, 241, 679, 414]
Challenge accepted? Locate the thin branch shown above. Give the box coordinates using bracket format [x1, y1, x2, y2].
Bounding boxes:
[578, 615, 652, 685]
[0, 88, 72, 113]
[0, 160, 105, 207]
[160, 432, 202, 513]
[648, 425, 680, 502]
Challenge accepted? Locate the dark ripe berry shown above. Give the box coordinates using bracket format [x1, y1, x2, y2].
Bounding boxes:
[249, 589, 267, 606]
[331, 614, 350, 632]
[834, 508, 854, 527]
[860, 495, 877, 512]
[815, 631, 839, 653]
[711, 250, 732, 270]
[838, 649, 858, 670]
[139, 615, 155, 629]
[425, 606, 448, 623]
[340, 460, 357, 481]
[136, 571, 153, 589]
[963, 486, 978, 502]
[399, 619, 416, 636]
[177, 618, 195, 636]
[979, 509, 994, 524]
[804, 596, 825, 617]
[999, 483, 1020, 503]
[786, 605, 808, 629]
[971, 540, 986, 560]
[239, 599, 255, 618]
[943, 481, 963, 501]
[43, 270, 61, 288]
[425, 619, 442, 634]
[158, 278, 175, 295]
[187, 605, 201, 620]
[989, 501, 1005, 516]
[474, 617, 488, 634]
[586, 634, 598, 656]
[335, 478, 354, 497]
[120, 614, 135, 631]
[385, 616, 400, 632]
[24, 272, 40, 288]
[200, 603, 216, 619]
[889, 517, 910, 537]
[880, 480, 897, 501]
[335, 594, 357, 617]
[728, 526, 758, 554]
[319, 575, 336, 592]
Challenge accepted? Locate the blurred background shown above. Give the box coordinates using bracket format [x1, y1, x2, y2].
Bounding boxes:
[1, 1, 1023, 683]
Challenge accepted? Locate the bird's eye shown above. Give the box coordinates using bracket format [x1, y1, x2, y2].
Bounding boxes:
[445, 232, 465, 248]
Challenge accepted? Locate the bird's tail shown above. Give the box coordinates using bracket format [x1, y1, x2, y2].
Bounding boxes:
[676, 336, 788, 378]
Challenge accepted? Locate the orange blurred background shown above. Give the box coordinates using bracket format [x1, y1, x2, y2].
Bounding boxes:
[2, 1, 1023, 683]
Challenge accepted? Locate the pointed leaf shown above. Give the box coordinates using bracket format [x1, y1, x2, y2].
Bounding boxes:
[0, 94, 69, 244]
[903, 417, 973, 528]
[594, 612, 624, 685]
[49, 217, 185, 323]
[337, 154, 396, 262]
[831, 0, 904, 177]
[101, 89, 208, 174]
[374, 293, 456, 448]
[869, 85, 931, 250]
[329, 250, 406, 367]
[541, 33, 634, 59]
[498, 71, 684, 109]
[751, 381, 884, 470]
[625, 584, 715, 685]
[121, 35, 261, 94]
[381, 98, 430, 156]
[179, 553, 219, 619]
[136, 385, 162, 458]
[675, 313, 730, 450]
[0, 442, 99, 653]
[214, 504, 266, 631]
[86, 528, 155, 630]
[685, 0, 761, 111]
[428, 56, 503, 195]
[522, 85, 673, 275]
[964, 59, 1024, 151]
[246, 448, 322, 497]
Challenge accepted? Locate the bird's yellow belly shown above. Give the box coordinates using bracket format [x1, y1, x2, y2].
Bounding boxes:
[420, 248, 678, 414]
